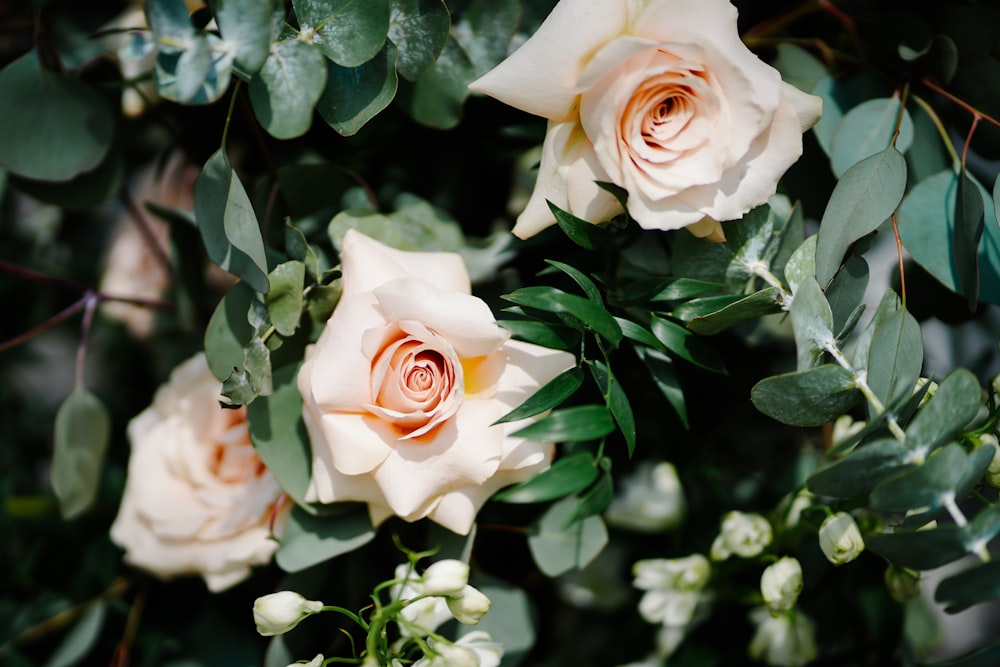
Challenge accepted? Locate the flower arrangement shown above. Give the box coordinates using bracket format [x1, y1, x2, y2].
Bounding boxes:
[4, 0, 1000, 665]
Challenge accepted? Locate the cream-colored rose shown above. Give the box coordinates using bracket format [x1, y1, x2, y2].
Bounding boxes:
[470, 0, 822, 239]
[110, 353, 284, 591]
[298, 230, 576, 535]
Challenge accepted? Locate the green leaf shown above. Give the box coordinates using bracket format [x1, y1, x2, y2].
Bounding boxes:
[898, 34, 958, 85]
[548, 201, 609, 250]
[630, 277, 724, 303]
[205, 282, 256, 381]
[615, 318, 662, 350]
[527, 495, 608, 577]
[588, 361, 636, 456]
[830, 97, 915, 178]
[51, 389, 111, 519]
[870, 443, 969, 513]
[867, 308, 923, 406]
[850, 288, 900, 369]
[633, 345, 688, 429]
[265, 261, 305, 336]
[0, 52, 113, 181]
[292, 0, 390, 67]
[459, 575, 535, 665]
[936, 562, 1000, 614]
[276, 505, 375, 572]
[247, 364, 313, 509]
[249, 39, 328, 139]
[498, 319, 580, 351]
[317, 42, 398, 136]
[681, 288, 784, 335]
[830, 385, 928, 456]
[649, 315, 725, 373]
[155, 33, 235, 104]
[825, 255, 869, 336]
[790, 276, 835, 371]
[569, 464, 614, 523]
[194, 150, 270, 293]
[511, 405, 615, 443]
[751, 364, 860, 427]
[145, 0, 194, 40]
[905, 369, 981, 458]
[494, 367, 583, 425]
[10, 148, 124, 210]
[493, 452, 598, 503]
[43, 601, 106, 667]
[502, 286, 622, 346]
[306, 283, 342, 323]
[544, 259, 602, 305]
[388, 0, 450, 81]
[784, 235, 817, 295]
[214, 0, 274, 75]
[994, 172, 1000, 228]
[815, 147, 907, 285]
[806, 438, 912, 499]
[955, 170, 986, 309]
[865, 526, 969, 570]
[285, 222, 322, 279]
[898, 169, 1000, 305]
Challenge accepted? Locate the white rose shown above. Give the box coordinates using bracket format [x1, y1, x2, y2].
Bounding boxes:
[298, 230, 576, 534]
[818, 512, 865, 565]
[469, 0, 822, 239]
[253, 591, 324, 636]
[710, 511, 773, 560]
[110, 353, 284, 592]
[760, 557, 803, 613]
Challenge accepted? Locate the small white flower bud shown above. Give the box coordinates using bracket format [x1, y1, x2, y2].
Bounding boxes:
[710, 511, 772, 561]
[253, 591, 324, 636]
[420, 559, 470, 597]
[819, 512, 865, 565]
[447, 585, 492, 624]
[981, 434, 1000, 489]
[760, 557, 803, 612]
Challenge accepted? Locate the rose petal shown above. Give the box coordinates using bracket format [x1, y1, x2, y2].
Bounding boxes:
[468, 0, 627, 121]
[339, 228, 471, 297]
[780, 81, 823, 132]
[493, 339, 577, 414]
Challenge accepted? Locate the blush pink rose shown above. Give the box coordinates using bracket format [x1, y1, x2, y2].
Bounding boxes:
[469, 0, 822, 240]
[297, 230, 576, 535]
[110, 353, 284, 591]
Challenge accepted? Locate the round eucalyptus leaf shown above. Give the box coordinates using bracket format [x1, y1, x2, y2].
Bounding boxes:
[249, 39, 327, 139]
[0, 52, 114, 182]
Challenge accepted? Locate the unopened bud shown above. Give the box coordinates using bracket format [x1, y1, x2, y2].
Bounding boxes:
[420, 559, 470, 597]
[761, 557, 803, 612]
[819, 512, 864, 565]
[447, 585, 492, 624]
[253, 591, 324, 636]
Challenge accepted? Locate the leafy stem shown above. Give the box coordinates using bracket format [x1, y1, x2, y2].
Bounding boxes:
[822, 339, 906, 442]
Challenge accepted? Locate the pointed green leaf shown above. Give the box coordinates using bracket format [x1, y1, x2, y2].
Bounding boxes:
[51, 389, 111, 519]
[867, 308, 923, 406]
[494, 367, 583, 425]
[527, 495, 608, 577]
[816, 147, 907, 285]
[615, 318, 662, 350]
[633, 345, 688, 429]
[511, 405, 615, 443]
[681, 288, 784, 335]
[955, 170, 986, 309]
[493, 452, 597, 503]
[649, 315, 725, 373]
[502, 286, 622, 346]
[831, 97, 914, 178]
[905, 369, 981, 458]
[548, 201, 609, 250]
[317, 42, 398, 136]
[569, 464, 614, 523]
[807, 438, 912, 499]
[0, 52, 113, 181]
[292, 0, 390, 67]
[194, 150, 270, 293]
[276, 505, 376, 572]
[498, 319, 580, 351]
[751, 364, 860, 427]
[43, 601, 106, 667]
[265, 261, 306, 336]
[544, 259, 602, 305]
[589, 361, 636, 456]
[388, 0, 450, 81]
[249, 39, 327, 139]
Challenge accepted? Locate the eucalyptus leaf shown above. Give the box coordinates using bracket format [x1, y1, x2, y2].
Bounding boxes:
[751, 364, 860, 427]
[806, 438, 912, 499]
[214, 0, 273, 74]
[851, 288, 900, 369]
[155, 33, 234, 104]
[870, 443, 968, 513]
[194, 150, 270, 293]
[867, 308, 923, 406]
[0, 52, 114, 181]
[830, 97, 914, 178]
[276, 505, 376, 572]
[790, 276, 834, 371]
[265, 261, 305, 336]
[904, 369, 981, 458]
[825, 255, 869, 336]
[682, 288, 784, 335]
[511, 405, 615, 443]
[249, 39, 327, 139]
[527, 495, 608, 577]
[388, 0, 450, 81]
[51, 388, 111, 519]
[815, 147, 907, 286]
[205, 282, 257, 381]
[285, 221, 322, 279]
[955, 170, 986, 309]
[292, 0, 390, 67]
[784, 235, 817, 295]
[145, 0, 194, 39]
[493, 452, 598, 503]
[318, 42, 398, 136]
[935, 562, 1000, 614]
[865, 525, 969, 570]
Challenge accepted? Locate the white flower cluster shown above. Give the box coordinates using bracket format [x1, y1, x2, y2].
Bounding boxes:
[632, 554, 711, 659]
[710, 511, 773, 561]
[605, 461, 686, 532]
[749, 557, 817, 666]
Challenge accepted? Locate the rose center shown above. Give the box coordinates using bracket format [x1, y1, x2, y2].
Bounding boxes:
[209, 407, 267, 482]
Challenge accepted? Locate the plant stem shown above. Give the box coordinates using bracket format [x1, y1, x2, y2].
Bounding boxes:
[823, 340, 906, 442]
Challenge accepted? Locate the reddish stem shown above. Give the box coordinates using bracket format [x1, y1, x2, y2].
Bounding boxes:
[890, 213, 907, 308]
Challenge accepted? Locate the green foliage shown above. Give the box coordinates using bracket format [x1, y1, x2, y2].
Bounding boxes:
[527, 496, 608, 577]
[50, 389, 111, 520]
[751, 365, 860, 427]
[249, 39, 328, 139]
[292, 0, 390, 68]
[276, 505, 376, 572]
